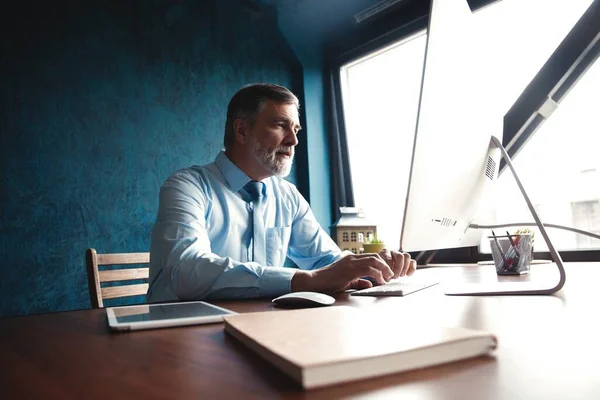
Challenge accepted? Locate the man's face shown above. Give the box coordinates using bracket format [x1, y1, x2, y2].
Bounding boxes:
[246, 100, 301, 178]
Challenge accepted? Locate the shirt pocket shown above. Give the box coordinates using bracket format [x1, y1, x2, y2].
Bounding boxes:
[266, 226, 292, 267]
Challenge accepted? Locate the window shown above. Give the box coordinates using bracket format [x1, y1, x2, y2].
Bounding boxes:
[342, 232, 349, 242]
[479, 54, 600, 252]
[340, 0, 595, 252]
[340, 31, 426, 247]
[572, 201, 600, 248]
[350, 232, 357, 242]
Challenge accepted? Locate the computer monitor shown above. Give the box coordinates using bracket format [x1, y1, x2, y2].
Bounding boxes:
[400, 0, 499, 253]
[399, 0, 566, 295]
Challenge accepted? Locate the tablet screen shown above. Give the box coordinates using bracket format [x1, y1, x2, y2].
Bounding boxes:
[112, 302, 235, 324]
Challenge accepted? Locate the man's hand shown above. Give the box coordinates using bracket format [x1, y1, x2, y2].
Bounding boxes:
[291, 253, 394, 294]
[377, 248, 416, 278]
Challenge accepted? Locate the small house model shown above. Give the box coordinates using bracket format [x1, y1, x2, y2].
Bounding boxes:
[331, 207, 378, 254]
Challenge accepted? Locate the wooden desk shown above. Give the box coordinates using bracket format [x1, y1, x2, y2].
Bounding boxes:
[2, 263, 599, 399]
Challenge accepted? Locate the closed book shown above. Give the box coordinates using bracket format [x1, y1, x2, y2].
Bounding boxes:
[224, 306, 497, 389]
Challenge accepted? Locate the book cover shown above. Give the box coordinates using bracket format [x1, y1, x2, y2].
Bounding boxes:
[224, 306, 497, 389]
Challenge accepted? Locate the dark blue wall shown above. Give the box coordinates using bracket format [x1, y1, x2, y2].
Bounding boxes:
[0, 0, 304, 317]
[277, 8, 332, 234]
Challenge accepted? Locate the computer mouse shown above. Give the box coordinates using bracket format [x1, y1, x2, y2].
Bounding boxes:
[272, 291, 335, 308]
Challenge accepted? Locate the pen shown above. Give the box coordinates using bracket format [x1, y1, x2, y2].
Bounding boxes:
[506, 231, 520, 257]
[504, 231, 522, 272]
[491, 230, 507, 267]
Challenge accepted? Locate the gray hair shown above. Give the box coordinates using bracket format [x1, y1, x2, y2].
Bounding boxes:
[223, 83, 300, 149]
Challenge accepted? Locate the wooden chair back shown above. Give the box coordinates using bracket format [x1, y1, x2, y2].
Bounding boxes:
[85, 248, 150, 308]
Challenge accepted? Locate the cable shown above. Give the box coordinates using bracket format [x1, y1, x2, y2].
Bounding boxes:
[469, 222, 600, 241]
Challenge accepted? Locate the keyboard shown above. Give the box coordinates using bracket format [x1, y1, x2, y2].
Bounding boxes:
[350, 280, 439, 297]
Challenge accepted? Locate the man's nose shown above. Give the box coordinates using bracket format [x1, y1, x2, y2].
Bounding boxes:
[284, 128, 299, 147]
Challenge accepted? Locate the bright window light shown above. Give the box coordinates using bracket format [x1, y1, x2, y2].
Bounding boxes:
[340, 0, 595, 251]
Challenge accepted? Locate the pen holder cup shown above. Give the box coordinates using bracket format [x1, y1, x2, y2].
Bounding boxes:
[490, 234, 533, 275]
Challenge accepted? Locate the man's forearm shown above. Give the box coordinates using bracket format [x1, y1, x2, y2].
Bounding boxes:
[167, 255, 298, 300]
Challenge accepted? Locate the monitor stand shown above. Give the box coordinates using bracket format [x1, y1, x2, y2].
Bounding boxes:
[444, 135, 566, 296]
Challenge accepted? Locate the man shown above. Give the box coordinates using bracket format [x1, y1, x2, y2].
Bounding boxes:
[147, 83, 415, 303]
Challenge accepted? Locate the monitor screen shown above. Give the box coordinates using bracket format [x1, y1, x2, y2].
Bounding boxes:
[400, 0, 500, 252]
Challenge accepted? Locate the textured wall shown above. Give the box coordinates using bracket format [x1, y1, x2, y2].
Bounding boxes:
[0, 0, 303, 317]
[278, 10, 332, 234]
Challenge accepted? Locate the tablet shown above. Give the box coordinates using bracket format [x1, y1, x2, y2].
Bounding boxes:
[106, 301, 237, 332]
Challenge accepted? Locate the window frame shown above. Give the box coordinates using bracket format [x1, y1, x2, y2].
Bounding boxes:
[331, 0, 600, 263]
[501, 0, 600, 166]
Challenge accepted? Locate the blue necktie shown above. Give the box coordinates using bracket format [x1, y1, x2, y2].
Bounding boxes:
[244, 181, 263, 203]
[243, 181, 265, 263]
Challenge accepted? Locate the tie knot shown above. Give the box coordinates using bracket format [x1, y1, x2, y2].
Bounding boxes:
[244, 181, 264, 203]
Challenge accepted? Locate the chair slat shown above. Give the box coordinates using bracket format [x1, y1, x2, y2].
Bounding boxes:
[97, 253, 150, 265]
[86, 248, 151, 308]
[99, 268, 149, 283]
[101, 284, 149, 300]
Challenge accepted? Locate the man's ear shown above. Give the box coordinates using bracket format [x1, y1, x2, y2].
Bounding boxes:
[233, 118, 249, 144]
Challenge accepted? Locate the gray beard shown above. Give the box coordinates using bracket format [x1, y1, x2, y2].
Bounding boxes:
[249, 136, 294, 177]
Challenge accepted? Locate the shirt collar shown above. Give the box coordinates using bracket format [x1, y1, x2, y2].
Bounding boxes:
[214, 151, 252, 193]
[215, 151, 280, 198]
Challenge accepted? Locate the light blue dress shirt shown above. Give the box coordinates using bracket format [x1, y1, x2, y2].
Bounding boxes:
[146, 151, 344, 302]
